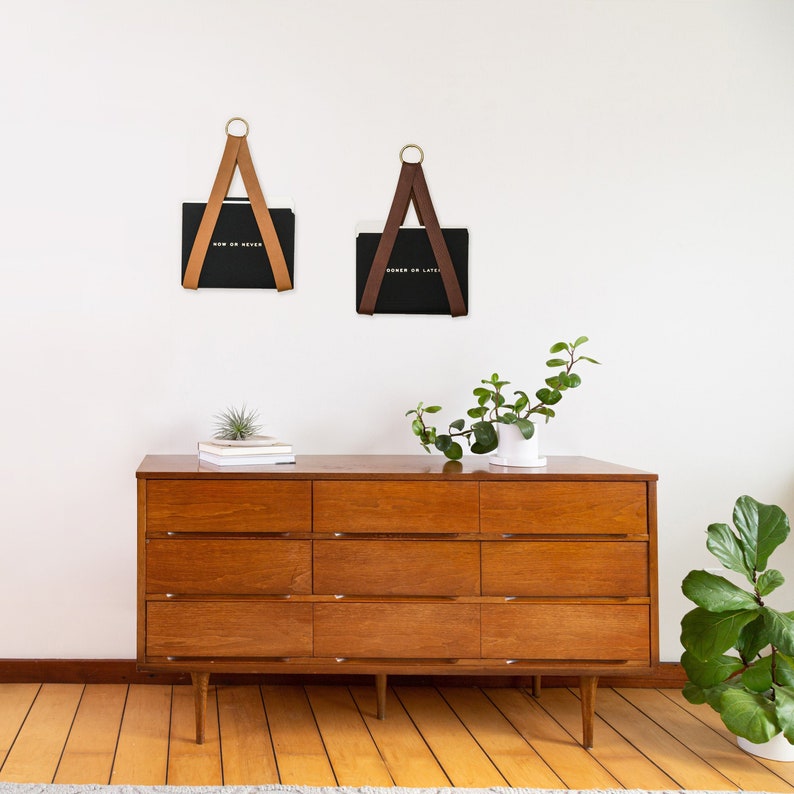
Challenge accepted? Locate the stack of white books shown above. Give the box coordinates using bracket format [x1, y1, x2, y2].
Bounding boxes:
[197, 436, 295, 466]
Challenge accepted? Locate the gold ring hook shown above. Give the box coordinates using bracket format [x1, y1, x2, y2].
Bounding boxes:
[225, 117, 250, 137]
[399, 143, 424, 164]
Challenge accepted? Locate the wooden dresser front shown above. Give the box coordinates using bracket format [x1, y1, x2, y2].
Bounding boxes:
[136, 454, 658, 746]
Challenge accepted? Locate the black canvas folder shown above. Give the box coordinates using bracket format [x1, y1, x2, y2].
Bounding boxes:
[356, 227, 468, 315]
[182, 198, 295, 289]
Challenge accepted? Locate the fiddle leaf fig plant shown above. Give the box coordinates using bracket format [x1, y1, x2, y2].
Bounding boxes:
[406, 336, 599, 460]
[680, 495, 794, 745]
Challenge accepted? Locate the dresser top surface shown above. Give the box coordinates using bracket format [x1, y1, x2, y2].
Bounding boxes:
[136, 454, 657, 481]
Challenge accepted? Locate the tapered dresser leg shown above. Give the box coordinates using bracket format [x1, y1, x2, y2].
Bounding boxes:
[375, 673, 387, 720]
[532, 675, 542, 698]
[192, 672, 210, 744]
[580, 675, 598, 749]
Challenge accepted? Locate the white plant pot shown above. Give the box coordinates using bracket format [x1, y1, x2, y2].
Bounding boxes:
[490, 421, 547, 468]
[738, 732, 794, 762]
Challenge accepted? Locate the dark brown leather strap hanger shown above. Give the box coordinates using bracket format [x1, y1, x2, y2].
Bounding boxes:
[183, 117, 292, 292]
[358, 144, 467, 316]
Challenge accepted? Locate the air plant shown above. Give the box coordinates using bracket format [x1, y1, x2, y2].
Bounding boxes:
[212, 404, 263, 440]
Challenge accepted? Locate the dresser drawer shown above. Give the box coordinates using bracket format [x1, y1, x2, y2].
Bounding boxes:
[313, 481, 479, 534]
[145, 480, 311, 534]
[480, 482, 648, 535]
[146, 601, 312, 657]
[482, 541, 648, 597]
[314, 602, 480, 658]
[481, 603, 650, 662]
[314, 539, 480, 596]
[146, 539, 311, 595]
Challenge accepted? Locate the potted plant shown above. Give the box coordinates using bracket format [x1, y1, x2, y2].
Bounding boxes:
[406, 336, 599, 464]
[680, 495, 794, 760]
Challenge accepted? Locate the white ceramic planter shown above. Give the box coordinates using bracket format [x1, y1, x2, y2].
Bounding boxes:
[490, 421, 547, 468]
[737, 732, 794, 762]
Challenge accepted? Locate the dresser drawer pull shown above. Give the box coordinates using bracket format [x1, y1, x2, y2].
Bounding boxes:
[332, 532, 464, 539]
[501, 533, 634, 540]
[501, 659, 624, 665]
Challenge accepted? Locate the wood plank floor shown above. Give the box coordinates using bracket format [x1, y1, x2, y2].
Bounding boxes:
[1, 683, 794, 790]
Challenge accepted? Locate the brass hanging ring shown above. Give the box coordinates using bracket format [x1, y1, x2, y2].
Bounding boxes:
[225, 117, 250, 137]
[399, 143, 424, 164]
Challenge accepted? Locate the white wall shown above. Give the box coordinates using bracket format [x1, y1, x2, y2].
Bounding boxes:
[1, 0, 792, 662]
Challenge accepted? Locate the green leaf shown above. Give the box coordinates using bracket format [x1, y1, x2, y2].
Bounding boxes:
[472, 421, 497, 447]
[758, 569, 785, 597]
[682, 649, 744, 688]
[473, 387, 491, 398]
[706, 523, 753, 581]
[733, 495, 790, 573]
[411, 419, 424, 437]
[573, 335, 589, 347]
[450, 418, 466, 431]
[444, 441, 463, 460]
[558, 373, 572, 388]
[500, 412, 518, 423]
[546, 389, 563, 405]
[471, 439, 498, 454]
[567, 372, 582, 388]
[742, 654, 774, 692]
[513, 391, 529, 412]
[515, 418, 535, 439]
[579, 355, 601, 364]
[424, 405, 442, 414]
[719, 688, 779, 743]
[737, 615, 770, 662]
[706, 681, 736, 710]
[545, 376, 561, 389]
[405, 409, 416, 417]
[467, 406, 488, 419]
[776, 653, 794, 687]
[545, 358, 568, 368]
[434, 435, 452, 453]
[773, 686, 794, 742]
[681, 607, 760, 660]
[474, 390, 491, 406]
[549, 342, 569, 353]
[681, 570, 759, 612]
[743, 652, 794, 691]
[682, 681, 709, 704]
[764, 608, 794, 656]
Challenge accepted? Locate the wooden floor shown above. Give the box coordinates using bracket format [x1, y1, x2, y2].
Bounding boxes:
[1, 683, 794, 790]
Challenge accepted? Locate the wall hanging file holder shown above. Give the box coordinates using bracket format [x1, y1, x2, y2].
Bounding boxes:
[182, 117, 294, 291]
[356, 144, 468, 316]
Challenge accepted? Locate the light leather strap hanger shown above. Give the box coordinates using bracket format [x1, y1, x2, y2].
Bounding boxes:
[358, 144, 467, 317]
[183, 118, 292, 291]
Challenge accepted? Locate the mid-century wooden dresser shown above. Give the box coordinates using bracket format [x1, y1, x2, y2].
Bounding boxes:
[136, 454, 658, 746]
